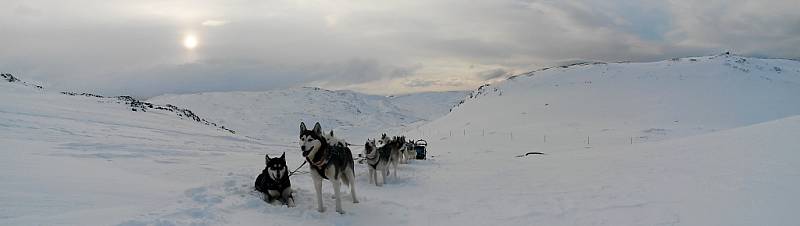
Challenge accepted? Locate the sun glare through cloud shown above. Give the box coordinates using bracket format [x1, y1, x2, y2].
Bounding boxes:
[183, 34, 198, 50]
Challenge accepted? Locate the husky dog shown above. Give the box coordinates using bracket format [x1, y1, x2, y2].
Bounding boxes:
[254, 152, 295, 207]
[394, 136, 413, 164]
[377, 133, 390, 146]
[324, 130, 348, 147]
[375, 134, 403, 180]
[389, 136, 404, 168]
[401, 139, 416, 163]
[363, 139, 390, 186]
[300, 122, 358, 214]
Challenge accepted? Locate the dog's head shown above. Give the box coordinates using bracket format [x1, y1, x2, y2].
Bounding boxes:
[325, 129, 348, 147]
[378, 133, 390, 147]
[300, 122, 326, 157]
[265, 152, 287, 180]
[364, 139, 377, 155]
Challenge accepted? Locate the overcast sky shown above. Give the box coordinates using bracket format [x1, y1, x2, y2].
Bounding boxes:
[2, 0, 799, 97]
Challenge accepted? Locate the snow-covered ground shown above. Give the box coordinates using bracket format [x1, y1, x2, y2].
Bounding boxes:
[2, 54, 800, 225]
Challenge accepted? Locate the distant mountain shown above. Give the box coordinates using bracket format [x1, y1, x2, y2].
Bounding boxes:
[1, 73, 43, 89]
[1, 73, 234, 133]
[149, 88, 467, 143]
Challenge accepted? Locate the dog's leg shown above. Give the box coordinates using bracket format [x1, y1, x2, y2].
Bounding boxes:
[368, 168, 375, 185]
[372, 168, 378, 186]
[282, 188, 295, 207]
[392, 158, 398, 179]
[377, 164, 384, 186]
[313, 177, 324, 212]
[346, 168, 359, 203]
[384, 163, 390, 184]
[332, 179, 344, 214]
[373, 167, 381, 186]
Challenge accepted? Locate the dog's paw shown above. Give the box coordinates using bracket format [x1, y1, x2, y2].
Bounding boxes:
[336, 209, 345, 214]
[317, 207, 325, 213]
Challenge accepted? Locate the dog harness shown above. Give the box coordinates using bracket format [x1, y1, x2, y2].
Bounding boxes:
[307, 156, 330, 180]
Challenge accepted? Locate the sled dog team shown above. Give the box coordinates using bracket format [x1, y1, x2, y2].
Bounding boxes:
[254, 122, 419, 214]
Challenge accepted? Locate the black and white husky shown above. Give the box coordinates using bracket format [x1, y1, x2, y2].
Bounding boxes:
[299, 122, 358, 214]
[254, 152, 295, 207]
[376, 134, 402, 180]
[363, 139, 389, 186]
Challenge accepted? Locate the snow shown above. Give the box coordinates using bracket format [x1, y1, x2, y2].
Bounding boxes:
[148, 88, 466, 143]
[2, 54, 800, 225]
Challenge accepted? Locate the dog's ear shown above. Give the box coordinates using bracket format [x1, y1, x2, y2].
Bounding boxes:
[329, 130, 334, 137]
[313, 122, 322, 135]
[265, 154, 270, 164]
[280, 152, 285, 159]
[300, 122, 307, 132]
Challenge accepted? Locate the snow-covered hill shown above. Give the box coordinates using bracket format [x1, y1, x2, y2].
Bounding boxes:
[414, 54, 800, 151]
[0, 77, 270, 225]
[3, 53, 800, 226]
[396, 53, 800, 225]
[149, 88, 466, 143]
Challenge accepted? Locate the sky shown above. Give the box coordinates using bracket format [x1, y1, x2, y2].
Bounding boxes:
[2, 0, 799, 97]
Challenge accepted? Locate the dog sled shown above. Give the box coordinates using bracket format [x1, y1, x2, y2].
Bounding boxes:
[413, 139, 427, 160]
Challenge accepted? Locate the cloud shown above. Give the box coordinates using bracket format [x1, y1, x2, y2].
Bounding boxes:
[53, 57, 420, 97]
[307, 58, 419, 87]
[201, 20, 227, 27]
[1, 0, 798, 96]
[477, 68, 512, 80]
[403, 78, 466, 88]
[664, 0, 800, 59]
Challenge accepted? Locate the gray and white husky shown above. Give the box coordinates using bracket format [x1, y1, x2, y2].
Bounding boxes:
[401, 139, 416, 163]
[299, 122, 358, 214]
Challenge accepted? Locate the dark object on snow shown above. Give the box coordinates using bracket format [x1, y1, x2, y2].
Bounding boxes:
[254, 152, 295, 207]
[516, 152, 545, 158]
[414, 140, 427, 160]
[1, 73, 20, 82]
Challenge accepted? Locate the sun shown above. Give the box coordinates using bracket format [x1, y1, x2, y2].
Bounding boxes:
[183, 35, 198, 49]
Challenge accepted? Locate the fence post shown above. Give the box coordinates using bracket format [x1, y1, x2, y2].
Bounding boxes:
[630, 136, 633, 145]
[587, 136, 590, 145]
[543, 135, 547, 143]
[463, 129, 466, 136]
[449, 130, 452, 137]
[510, 132, 513, 140]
